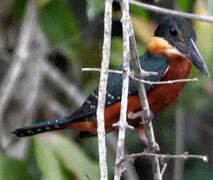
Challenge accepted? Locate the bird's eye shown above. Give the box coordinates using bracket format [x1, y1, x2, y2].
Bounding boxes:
[169, 28, 177, 36]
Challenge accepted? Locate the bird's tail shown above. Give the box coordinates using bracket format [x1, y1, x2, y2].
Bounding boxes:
[12, 117, 70, 137]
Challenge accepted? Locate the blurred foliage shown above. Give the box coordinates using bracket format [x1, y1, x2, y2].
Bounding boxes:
[38, 0, 78, 45]
[86, 0, 105, 20]
[0, 0, 213, 179]
[0, 153, 33, 179]
[34, 134, 99, 180]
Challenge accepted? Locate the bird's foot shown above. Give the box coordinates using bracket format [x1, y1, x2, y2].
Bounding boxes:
[139, 129, 160, 152]
[147, 142, 160, 152]
[140, 111, 153, 124]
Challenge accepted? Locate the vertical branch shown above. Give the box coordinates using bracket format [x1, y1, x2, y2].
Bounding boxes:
[129, 15, 162, 180]
[114, 0, 131, 179]
[174, 106, 185, 180]
[0, 0, 36, 147]
[96, 0, 113, 179]
[107, 133, 139, 180]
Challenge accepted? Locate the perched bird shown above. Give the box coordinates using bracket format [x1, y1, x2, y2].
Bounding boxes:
[13, 16, 209, 139]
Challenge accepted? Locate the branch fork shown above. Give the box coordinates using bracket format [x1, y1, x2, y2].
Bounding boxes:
[112, 121, 134, 130]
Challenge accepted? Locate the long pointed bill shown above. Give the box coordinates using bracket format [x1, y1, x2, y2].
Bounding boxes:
[176, 39, 209, 76]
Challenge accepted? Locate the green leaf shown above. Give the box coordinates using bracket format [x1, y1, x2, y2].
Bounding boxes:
[130, 5, 148, 20]
[34, 134, 99, 180]
[12, 0, 28, 21]
[34, 137, 69, 180]
[176, 0, 190, 12]
[38, 0, 78, 45]
[110, 38, 123, 68]
[0, 153, 32, 180]
[86, 0, 105, 20]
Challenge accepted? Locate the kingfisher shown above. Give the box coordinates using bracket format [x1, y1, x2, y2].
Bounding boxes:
[13, 16, 209, 140]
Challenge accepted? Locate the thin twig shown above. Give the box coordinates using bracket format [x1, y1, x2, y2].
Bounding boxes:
[82, 67, 157, 76]
[161, 163, 168, 177]
[82, 68, 198, 84]
[41, 60, 86, 107]
[130, 0, 213, 23]
[96, 0, 113, 179]
[114, 0, 131, 179]
[2, 19, 45, 157]
[131, 76, 197, 85]
[125, 152, 208, 162]
[107, 133, 140, 180]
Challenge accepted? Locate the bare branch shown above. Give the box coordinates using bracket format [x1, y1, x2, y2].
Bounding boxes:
[82, 68, 198, 84]
[96, 0, 113, 179]
[106, 133, 140, 180]
[130, 0, 213, 23]
[128, 12, 162, 180]
[41, 60, 85, 107]
[161, 163, 168, 177]
[114, 0, 131, 179]
[130, 75, 198, 85]
[82, 67, 157, 76]
[125, 152, 208, 163]
[0, 0, 36, 146]
[112, 121, 134, 129]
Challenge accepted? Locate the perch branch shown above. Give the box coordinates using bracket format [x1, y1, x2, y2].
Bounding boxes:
[130, 0, 213, 23]
[114, 0, 131, 179]
[96, 0, 113, 179]
[124, 152, 208, 163]
[128, 13, 162, 180]
[82, 68, 198, 84]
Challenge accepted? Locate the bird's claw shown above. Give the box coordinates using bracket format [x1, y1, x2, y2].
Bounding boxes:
[147, 142, 160, 152]
[140, 111, 154, 124]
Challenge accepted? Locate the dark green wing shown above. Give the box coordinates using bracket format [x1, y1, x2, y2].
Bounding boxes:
[70, 52, 169, 121]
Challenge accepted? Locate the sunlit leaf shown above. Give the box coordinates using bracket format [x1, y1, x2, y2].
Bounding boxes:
[131, 14, 153, 44]
[193, 0, 213, 76]
[176, 0, 190, 11]
[130, 5, 148, 20]
[37, 0, 52, 8]
[113, 11, 153, 44]
[207, 0, 213, 15]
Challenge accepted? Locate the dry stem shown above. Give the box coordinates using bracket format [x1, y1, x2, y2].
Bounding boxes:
[130, 0, 213, 23]
[129, 19, 162, 180]
[114, 0, 131, 179]
[96, 0, 113, 179]
[82, 68, 198, 85]
[125, 152, 208, 163]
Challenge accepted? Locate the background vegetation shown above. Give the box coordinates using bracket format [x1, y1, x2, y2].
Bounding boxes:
[0, 0, 212, 179]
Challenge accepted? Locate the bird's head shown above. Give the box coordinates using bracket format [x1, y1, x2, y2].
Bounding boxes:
[147, 16, 209, 76]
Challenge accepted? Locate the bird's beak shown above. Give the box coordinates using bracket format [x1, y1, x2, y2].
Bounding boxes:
[175, 39, 209, 76]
